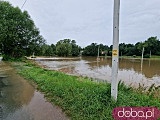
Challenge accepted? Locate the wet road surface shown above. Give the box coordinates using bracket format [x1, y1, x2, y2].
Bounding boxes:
[0, 62, 69, 120]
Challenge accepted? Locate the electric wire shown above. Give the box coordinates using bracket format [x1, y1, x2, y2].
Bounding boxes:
[21, 0, 28, 9]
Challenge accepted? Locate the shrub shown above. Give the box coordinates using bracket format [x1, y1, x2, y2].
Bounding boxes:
[144, 54, 150, 58]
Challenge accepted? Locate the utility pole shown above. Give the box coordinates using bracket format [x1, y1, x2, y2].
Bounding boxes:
[141, 47, 144, 72]
[97, 45, 100, 61]
[142, 47, 144, 60]
[98, 45, 100, 58]
[150, 50, 151, 58]
[111, 0, 120, 101]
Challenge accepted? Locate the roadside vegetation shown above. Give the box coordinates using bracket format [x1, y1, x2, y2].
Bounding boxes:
[12, 60, 160, 120]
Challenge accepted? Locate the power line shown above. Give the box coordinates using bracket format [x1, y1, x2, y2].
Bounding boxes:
[21, 0, 28, 9]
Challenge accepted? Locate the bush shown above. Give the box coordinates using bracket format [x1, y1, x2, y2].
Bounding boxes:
[133, 55, 136, 58]
[2, 55, 26, 61]
[144, 54, 150, 58]
[2, 55, 13, 61]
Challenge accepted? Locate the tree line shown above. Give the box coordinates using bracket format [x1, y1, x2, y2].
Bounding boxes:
[38, 39, 81, 57]
[35, 36, 160, 58]
[0, 1, 160, 59]
[119, 37, 160, 57]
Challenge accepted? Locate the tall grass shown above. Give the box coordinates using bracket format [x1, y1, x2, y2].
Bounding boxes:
[13, 61, 160, 120]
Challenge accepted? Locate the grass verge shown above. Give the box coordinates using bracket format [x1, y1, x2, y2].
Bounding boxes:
[12, 61, 160, 120]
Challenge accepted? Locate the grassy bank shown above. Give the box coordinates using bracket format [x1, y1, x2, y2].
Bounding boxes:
[12, 61, 160, 120]
[121, 55, 160, 59]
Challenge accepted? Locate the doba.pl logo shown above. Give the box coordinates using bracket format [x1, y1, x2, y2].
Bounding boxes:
[112, 107, 160, 120]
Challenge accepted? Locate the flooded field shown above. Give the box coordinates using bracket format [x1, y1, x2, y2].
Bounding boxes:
[0, 62, 68, 120]
[36, 57, 160, 88]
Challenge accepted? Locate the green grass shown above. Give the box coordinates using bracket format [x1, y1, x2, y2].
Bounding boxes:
[12, 61, 160, 120]
[150, 55, 160, 60]
[151, 55, 160, 58]
[119, 55, 160, 60]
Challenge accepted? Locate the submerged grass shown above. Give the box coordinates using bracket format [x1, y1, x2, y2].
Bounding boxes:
[13, 61, 160, 120]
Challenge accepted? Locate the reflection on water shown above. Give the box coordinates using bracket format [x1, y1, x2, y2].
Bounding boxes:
[0, 62, 68, 120]
[37, 57, 160, 88]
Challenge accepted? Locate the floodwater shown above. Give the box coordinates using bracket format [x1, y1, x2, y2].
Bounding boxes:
[36, 57, 160, 88]
[0, 62, 69, 120]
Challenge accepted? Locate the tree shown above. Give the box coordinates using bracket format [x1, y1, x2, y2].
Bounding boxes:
[0, 1, 45, 59]
[143, 37, 160, 55]
[56, 39, 72, 57]
[118, 37, 160, 56]
[83, 43, 98, 56]
[71, 40, 81, 56]
[99, 44, 109, 56]
[51, 44, 56, 55]
[39, 44, 54, 56]
[55, 39, 81, 57]
[83, 43, 109, 56]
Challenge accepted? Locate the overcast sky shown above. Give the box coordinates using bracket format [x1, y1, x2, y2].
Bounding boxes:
[7, 0, 160, 47]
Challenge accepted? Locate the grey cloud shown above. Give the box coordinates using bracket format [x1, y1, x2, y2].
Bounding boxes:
[7, 0, 160, 47]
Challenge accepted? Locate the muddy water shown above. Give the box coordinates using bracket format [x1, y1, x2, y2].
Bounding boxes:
[36, 57, 160, 88]
[0, 62, 68, 120]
